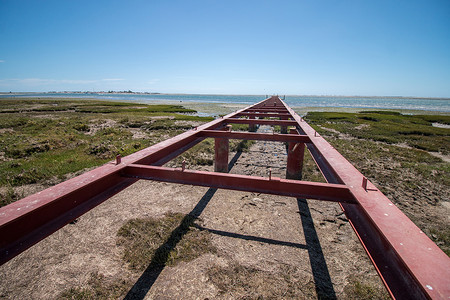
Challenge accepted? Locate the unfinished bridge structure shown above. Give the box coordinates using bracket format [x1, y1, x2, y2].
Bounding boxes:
[0, 96, 449, 299]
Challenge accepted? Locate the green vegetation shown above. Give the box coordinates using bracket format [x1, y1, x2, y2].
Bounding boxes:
[305, 110, 450, 255]
[0, 98, 256, 207]
[58, 272, 131, 300]
[430, 227, 450, 256]
[323, 138, 449, 188]
[305, 111, 450, 154]
[304, 111, 449, 193]
[0, 184, 23, 207]
[171, 138, 217, 166]
[343, 276, 390, 300]
[0, 99, 196, 114]
[302, 150, 326, 182]
[116, 212, 216, 271]
[169, 137, 254, 167]
[0, 99, 213, 206]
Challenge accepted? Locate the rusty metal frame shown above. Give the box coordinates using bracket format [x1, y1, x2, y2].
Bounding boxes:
[198, 130, 311, 142]
[1, 96, 449, 299]
[122, 165, 356, 203]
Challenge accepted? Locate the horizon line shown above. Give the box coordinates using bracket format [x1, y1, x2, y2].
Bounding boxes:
[1, 91, 450, 100]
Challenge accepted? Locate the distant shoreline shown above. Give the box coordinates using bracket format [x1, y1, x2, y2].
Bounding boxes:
[0, 91, 449, 101]
[1, 96, 449, 116]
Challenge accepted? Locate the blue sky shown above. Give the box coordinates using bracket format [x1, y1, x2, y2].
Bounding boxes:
[0, 0, 449, 97]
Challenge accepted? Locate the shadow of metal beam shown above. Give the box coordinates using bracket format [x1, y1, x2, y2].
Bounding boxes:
[194, 225, 308, 250]
[124, 188, 217, 300]
[297, 198, 337, 299]
[124, 151, 243, 300]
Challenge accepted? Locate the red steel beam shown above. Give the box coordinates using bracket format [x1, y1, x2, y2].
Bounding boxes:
[235, 112, 293, 118]
[0, 165, 135, 266]
[245, 108, 288, 113]
[122, 164, 357, 204]
[277, 97, 450, 299]
[198, 130, 311, 143]
[252, 101, 286, 109]
[226, 118, 298, 126]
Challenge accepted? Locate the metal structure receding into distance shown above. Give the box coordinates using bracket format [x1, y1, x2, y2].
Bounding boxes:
[0, 96, 449, 299]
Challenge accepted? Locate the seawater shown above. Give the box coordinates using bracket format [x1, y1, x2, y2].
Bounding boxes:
[1, 93, 449, 112]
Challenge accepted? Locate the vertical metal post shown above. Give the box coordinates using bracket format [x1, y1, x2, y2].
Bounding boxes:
[214, 125, 232, 173]
[280, 115, 288, 134]
[249, 115, 257, 132]
[286, 127, 305, 179]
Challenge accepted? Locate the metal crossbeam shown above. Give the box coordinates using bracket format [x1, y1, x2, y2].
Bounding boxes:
[235, 112, 293, 118]
[245, 108, 288, 113]
[122, 164, 355, 203]
[198, 130, 311, 143]
[226, 118, 298, 126]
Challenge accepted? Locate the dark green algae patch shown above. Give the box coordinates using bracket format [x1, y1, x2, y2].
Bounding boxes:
[305, 110, 450, 154]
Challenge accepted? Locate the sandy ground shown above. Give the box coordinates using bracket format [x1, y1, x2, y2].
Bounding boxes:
[0, 125, 388, 299]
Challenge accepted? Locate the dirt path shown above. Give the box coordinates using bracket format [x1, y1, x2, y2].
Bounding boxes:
[0, 126, 387, 299]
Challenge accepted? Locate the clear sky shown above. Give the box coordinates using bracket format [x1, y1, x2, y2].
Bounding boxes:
[1, 0, 449, 97]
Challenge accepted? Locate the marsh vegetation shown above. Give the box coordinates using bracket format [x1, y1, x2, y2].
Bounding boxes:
[0, 99, 212, 206]
[305, 111, 450, 255]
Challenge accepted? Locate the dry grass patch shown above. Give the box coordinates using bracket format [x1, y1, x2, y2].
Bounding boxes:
[343, 275, 390, 300]
[116, 212, 217, 271]
[0, 185, 23, 207]
[207, 263, 313, 299]
[57, 272, 131, 300]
